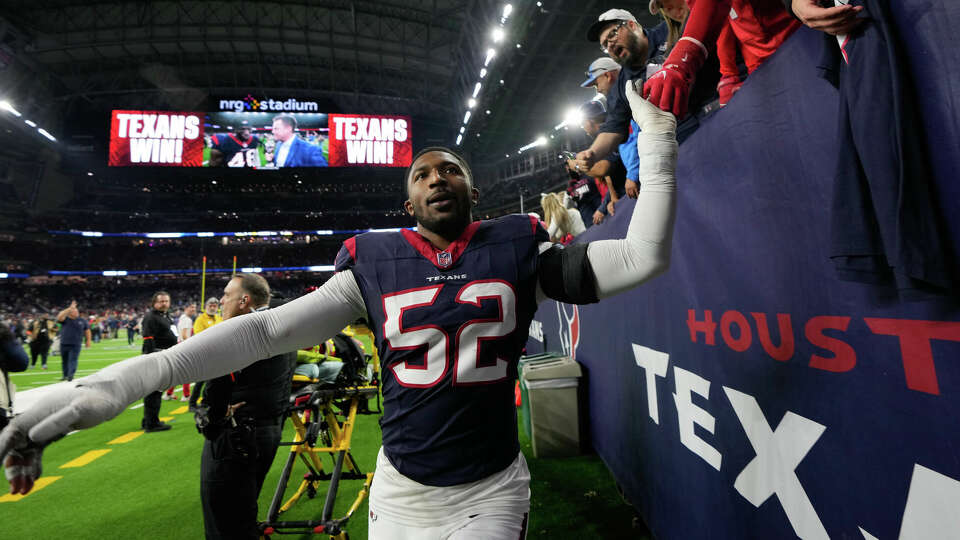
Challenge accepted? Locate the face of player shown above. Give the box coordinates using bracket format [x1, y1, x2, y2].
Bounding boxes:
[601, 21, 648, 68]
[219, 278, 251, 320]
[153, 294, 170, 313]
[272, 119, 294, 143]
[237, 127, 252, 141]
[185, 305, 196, 317]
[205, 301, 218, 316]
[404, 151, 479, 242]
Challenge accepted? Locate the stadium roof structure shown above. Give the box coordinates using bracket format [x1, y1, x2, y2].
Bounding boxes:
[0, 0, 659, 165]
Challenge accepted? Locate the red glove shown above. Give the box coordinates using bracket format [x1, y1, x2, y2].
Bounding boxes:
[717, 74, 744, 107]
[643, 37, 708, 119]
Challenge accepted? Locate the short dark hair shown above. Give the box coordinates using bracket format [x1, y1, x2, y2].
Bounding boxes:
[273, 114, 297, 130]
[151, 291, 170, 307]
[234, 273, 270, 307]
[404, 146, 474, 197]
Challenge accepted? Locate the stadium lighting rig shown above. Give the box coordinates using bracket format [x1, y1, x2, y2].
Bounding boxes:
[517, 135, 547, 154]
[456, 3, 520, 146]
[508, 96, 597, 158]
[1, 98, 59, 142]
[50, 227, 413, 239]
[0, 100, 21, 117]
[555, 107, 582, 130]
[39, 265, 340, 278]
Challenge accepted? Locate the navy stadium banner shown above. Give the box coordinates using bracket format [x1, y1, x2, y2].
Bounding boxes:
[526, 14, 960, 540]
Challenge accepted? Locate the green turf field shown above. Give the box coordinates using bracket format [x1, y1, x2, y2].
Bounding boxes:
[3, 338, 648, 539]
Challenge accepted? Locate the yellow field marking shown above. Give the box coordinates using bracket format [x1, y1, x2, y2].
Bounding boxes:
[170, 406, 189, 415]
[108, 431, 144, 444]
[0, 476, 62, 502]
[60, 449, 112, 469]
[159, 416, 174, 422]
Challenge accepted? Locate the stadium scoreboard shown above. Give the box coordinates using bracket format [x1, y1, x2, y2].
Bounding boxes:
[108, 95, 412, 169]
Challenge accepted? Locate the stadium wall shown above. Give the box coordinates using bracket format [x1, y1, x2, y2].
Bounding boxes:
[526, 11, 960, 540]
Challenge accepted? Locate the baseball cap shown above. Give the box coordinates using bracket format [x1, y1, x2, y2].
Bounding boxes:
[578, 98, 607, 121]
[586, 8, 639, 42]
[580, 57, 622, 87]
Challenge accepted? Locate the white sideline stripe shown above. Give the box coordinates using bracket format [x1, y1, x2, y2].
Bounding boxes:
[11, 369, 99, 378]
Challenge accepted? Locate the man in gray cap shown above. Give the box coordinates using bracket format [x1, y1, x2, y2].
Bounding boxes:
[573, 9, 667, 185]
[579, 56, 642, 199]
[580, 57, 621, 94]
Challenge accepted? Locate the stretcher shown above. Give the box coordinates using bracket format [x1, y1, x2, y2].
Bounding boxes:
[259, 330, 380, 540]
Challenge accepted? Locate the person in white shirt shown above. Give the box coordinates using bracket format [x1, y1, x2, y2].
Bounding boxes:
[541, 192, 587, 243]
[163, 304, 196, 402]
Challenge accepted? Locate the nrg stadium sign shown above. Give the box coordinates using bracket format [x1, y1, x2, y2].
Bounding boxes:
[217, 94, 319, 113]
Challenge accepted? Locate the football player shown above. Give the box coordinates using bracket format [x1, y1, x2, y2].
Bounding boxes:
[208, 124, 262, 168]
[2, 87, 676, 539]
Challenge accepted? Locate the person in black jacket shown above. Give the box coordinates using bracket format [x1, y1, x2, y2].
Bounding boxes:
[196, 274, 295, 540]
[140, 291, 177, 432]
[1, 324, 29, 429]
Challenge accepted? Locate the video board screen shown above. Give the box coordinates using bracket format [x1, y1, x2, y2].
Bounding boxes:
[108, 107, 412, 169]
[108, 111, 205, 167]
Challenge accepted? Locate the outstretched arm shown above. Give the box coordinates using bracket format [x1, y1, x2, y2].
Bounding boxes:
[538, 83, 677, 304]
[587, 85, 677, 298]
[1, 270, 366, 494]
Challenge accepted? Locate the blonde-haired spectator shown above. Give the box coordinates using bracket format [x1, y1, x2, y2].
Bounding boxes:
[541, 192, 586, 244]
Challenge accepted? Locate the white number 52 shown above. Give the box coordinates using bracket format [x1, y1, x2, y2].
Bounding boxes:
[382, 280, 516, 387]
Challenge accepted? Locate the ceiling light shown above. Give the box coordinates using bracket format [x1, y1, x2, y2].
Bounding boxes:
[472, 82, 482, 98]
[0, 101, 22, 117]
[460, 126, 465, 134]
[38, 128, 56, 142]
[558, 107, 582, 130]
[463, 111, 472, 124]
[492, 28, 505, 43]
[24, 119, 36, 127]
[484, 49, 496, 66]
[456, 134, 463, 145]
[503, 4, 513, 18]
[480, 68, 487, 78]
[468, 98, 477, 108]
[485, 110, 491, 115]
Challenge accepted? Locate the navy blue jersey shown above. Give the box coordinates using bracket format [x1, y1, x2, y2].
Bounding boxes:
[335, 214, 548, 486]
[211, 133, 261, 168]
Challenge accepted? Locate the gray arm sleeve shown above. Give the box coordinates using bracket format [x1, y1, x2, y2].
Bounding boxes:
[82, 269, 366, 400]
[585, 88, 678, 300]
[9, 270, 367, 444]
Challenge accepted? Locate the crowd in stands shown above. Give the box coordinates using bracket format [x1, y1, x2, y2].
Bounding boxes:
[1, 273, 329, 344]
[3, 237, 346, 273]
